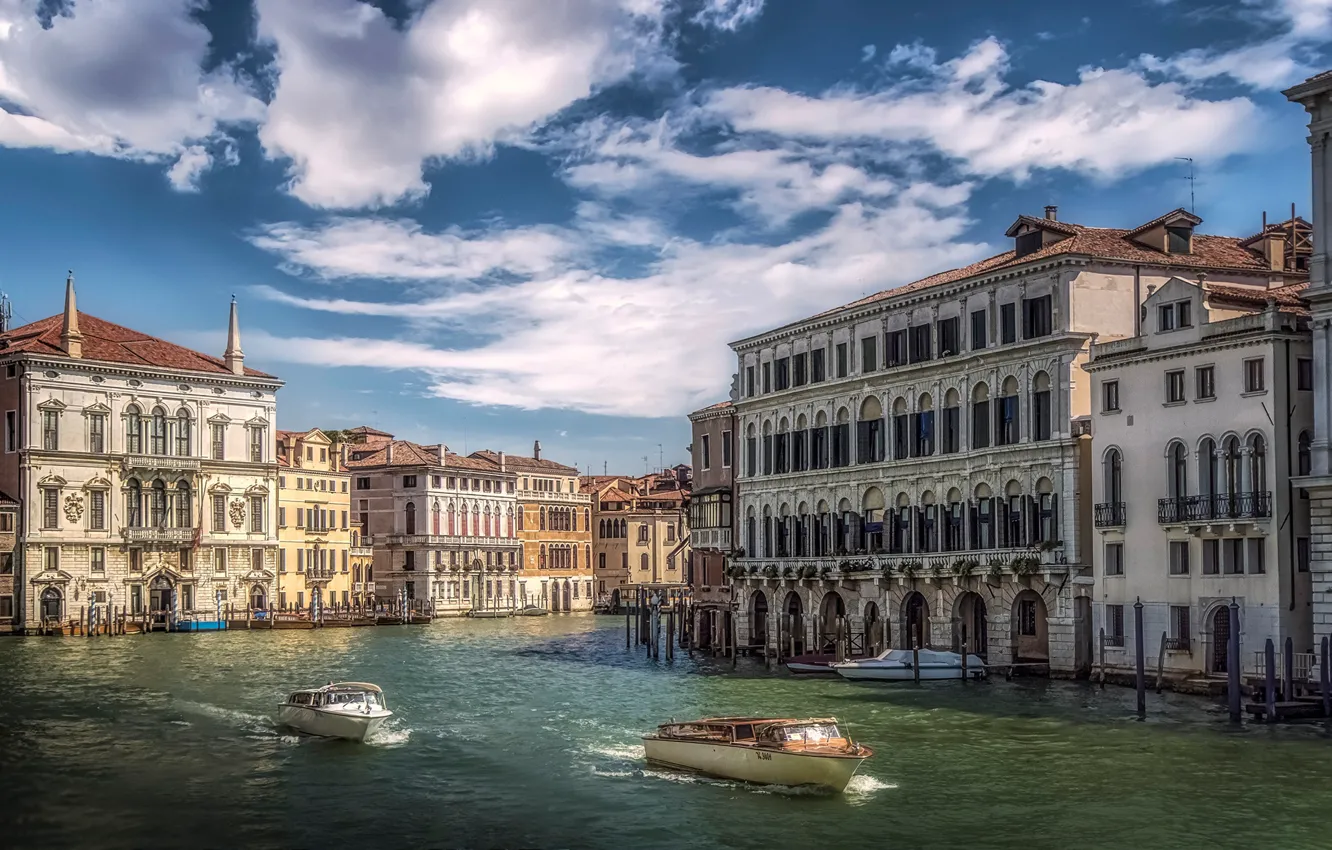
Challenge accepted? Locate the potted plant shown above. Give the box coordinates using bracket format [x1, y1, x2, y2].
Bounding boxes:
[929, 561, 945, 582]
[762, 564, 778, 579]
[799, 563, 818, 580]
[900, 560, 922, 580]
[986, 556, 1005, 582]
[954, 558, 979, 579]
[748, 564, 759, 576]
[781, 565, 795, 578]
[819, 563, 832, 579]
[1012, 556, 1039, 576]
[880, 560, 896, 578]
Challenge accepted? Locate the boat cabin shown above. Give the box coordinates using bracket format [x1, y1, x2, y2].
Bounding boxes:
[654, 717, 853, 753]
[285, 683, 386, 711]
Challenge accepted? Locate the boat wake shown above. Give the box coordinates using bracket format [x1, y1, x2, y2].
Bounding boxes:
[177, 701, 274, 737]
[367, 722, 411, 748]
[844, 774, 895, 800]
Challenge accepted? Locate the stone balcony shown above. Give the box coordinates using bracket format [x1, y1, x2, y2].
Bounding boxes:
[728, 548, 1080, 584]
[123, 526, 196, 545]
[386, 533, 519, 548]
[121, 455, 202, 474]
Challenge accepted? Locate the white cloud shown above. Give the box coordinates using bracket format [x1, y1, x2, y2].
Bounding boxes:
[707, 38, 1260, 181]
[861, 44, 876, 63]
[254, 0, 678, 209]
[167, 145, 213, 192]
[0, 0, 262, 174]
[1140, 0, 1332, 88]
[693, 0, 765, 31]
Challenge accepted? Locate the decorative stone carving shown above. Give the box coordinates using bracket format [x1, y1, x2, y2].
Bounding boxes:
[229, 498, 246, 529]
[63, 493, 84, 523]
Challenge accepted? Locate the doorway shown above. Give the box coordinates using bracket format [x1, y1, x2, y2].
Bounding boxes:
[1211, 606, 1231, 674]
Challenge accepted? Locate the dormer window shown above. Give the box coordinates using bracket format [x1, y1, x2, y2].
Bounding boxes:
[1166, 225, 1192, 254]
[1015, 231, 1042, 258]
[1157, 300, 1192, 332]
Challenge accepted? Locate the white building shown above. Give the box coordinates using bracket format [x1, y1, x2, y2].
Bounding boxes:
[728, 206, 1306, 674]
[1286, 71, 1332, 650]
[344, 434, 523, 615]
[1085, 274, 1313, 679]
[0, 278, 282, 631]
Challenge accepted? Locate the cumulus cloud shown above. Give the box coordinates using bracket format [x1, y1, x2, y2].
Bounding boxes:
[0, 0, 262, 175]
[693, 0, 765, 31]
[706, 38, 1260, 181]
[253, 0, 678, 209]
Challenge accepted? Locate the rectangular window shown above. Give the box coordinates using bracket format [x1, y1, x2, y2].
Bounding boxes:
[971, 400, 990, 450]
[908, 325, 932, 363]
[41, 409, 58, 451]
[0, 596, 13, 619]
[937, 317, 960, 356]
[700, 434, 711, 470]
[1202, 539, 1220, 575]
[215, 548, 227, 573]
[1103, 542, 1124, 576]
[774, 357, 790, 391]
[1177, 300, 1192, 328]
[1298, 358, 1314, 392]
[860, 336, 878, 373]
[5, 410, 16, 452]
[88, 414, 105, 453]
[211, 423, 225, 460]
[1018, 599, 1038, 636]
[1223, 538, 1244, 575]
[1298, 537, 1310, 572]
[403, 475, 417, 488]
[721, 430, 732, 468]
[0, 553, 11, 575]
[1247, 538, 1265, 574]
[886, 330, 907, 367]
[251, 548, 264, 573]
[762, 362, 771, 393]
[278, 506, 287, 528]
[810, 349, 825, 383]
[0, 512, 10, 532]
[1102, 380, 1120, 413]
[1000, 303, 1017, 344]
[249, 497, 264, 533]
[43, 489, 58, 528]
[745, 365, 755, 396]
[1169, 541, 1190, 575]
[1195, 366, 1215, 400]
[1022, 295, 1052, 339]
[835, 343, 848, 378]
[941, 406, 960, 454]
[249, 427, 264, 463]
[296, 507, 305, 529]
[1166, 226, 1191, 254]
[213, 495, 227, 531]
[356, 477, 370, 490]
[1107, 604, 1125, 644]
[1165, 369, 1186, 403]
[970, 309, 987, 350]
[90, 547, 105, 573]
[1158, 303, 1176, 332]
[89, 490, 105, 530]
[792, 352, 807, 387]
[1244, 357, 1265, 393]
[1169, 606, 1190, 649]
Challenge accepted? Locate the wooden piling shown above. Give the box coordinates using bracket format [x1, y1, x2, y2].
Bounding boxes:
[1265, 638, 1277, 724]
[1284, 636, 1295, 701]
[912, 639, 920, 685]
[1227, 601, 1242, 722]
[961, 631, 968, 681]
[1133, 599, 1145, 720]
[625, 600, 631, 649]
[1155, 631, 1167, 694]
[731, 611, 738, 670]
[1322, 636, 1331, 718]
[1098, 628, 1106, 689]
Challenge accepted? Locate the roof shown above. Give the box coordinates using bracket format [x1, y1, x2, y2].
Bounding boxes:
[1206, 281, 1309, 313]
[0, 489, 17, 506]
[774, 213, 1305, 337]
[345, 440, 515, 472]
[688, 400, 735, 421]
[1122, 207, 1202, 239]
[1238, 217, 1312, 246]
[346, 426, 394, 438]
[0, 311, 275, 378]
[469, 449, 578, 475]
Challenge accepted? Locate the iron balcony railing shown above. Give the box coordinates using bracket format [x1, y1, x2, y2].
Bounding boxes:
[1093, 502, 1126, 528]
[1164, 637, 1191, 652]
[1103, 633, 1125, 648]
[1157, 492, 1272, 524]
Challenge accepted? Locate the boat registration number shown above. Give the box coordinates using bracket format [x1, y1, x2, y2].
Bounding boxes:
[756, 752, 772, 760]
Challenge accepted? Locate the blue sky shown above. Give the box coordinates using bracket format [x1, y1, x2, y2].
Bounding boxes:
[0, 0, 1325, 474]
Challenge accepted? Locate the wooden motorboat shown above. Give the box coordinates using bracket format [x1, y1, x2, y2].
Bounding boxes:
[642, 717, 871, 792]
[783, 651, 868, 674]
[516, 605, 549, 617]
[466, 609, 512, 619]
[833, 648, 985, 681]
[277, 682, 392, 742]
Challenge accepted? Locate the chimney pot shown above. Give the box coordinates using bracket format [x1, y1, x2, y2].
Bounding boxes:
[386, 443, 394, 464]
[498, 451, 506, 472]
[1044, 205, 1058, 221]
[533, 440, 541, 461]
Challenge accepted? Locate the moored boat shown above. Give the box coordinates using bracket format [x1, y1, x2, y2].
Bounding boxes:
[783, 651, 868, 674]
[516, 605, 549, 617]
[277, 682, 393, 742]
[642, 717, 871, 792]
[832, 648, 985, 681]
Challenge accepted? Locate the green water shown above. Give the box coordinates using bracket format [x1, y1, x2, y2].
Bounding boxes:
[2, 617, 1329, 849]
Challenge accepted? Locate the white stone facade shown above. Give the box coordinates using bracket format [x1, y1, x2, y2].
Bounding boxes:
[1086, 279, 1313, 678]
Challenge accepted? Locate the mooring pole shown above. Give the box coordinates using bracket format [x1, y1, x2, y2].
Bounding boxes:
[961, 629, 968, 682]
[912, 639, 921, 685]
[1227, 600, 1241, 723]
[1322, 636, 1331, 718]
[1156, 631, 1167, 694]
[1098, 627, 1106, 689]
[625, 599, 631, 649]
[1133, 598, 1145, 719]
[1264, 638, 1278, 723]
[1284, 636, 1295, 701]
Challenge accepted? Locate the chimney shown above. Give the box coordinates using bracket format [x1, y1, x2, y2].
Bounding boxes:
[498, 451, 506, 472]
[1044, 205, 1058, 221]
[386, 443, 394, 464]
[60, 271, 82, 358]
[533, 440, 541, 461]
[435, 443, 445, 462]
[223, 296, 244, 376]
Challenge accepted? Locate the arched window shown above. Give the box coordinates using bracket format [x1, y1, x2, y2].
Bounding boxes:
[150, 480, 167, 526]
[1198, 438, 1218, 497]
[1248, 434, 1267, 493]
[1168, 442, 1187, 500]
[432, 502, 441, 535]
[448, 504, 456, 536]
[175, 481, 191, 528]
[125, 405, 143, 454]
[640, 553, 649, 571]
[472, 506, 480, 537]
[484, 508, 492, 538]
[405, 502, 416, 535]
[599, 518, 605, 537]
[1223, 437, 1242, 496]
[149, 407, 168, 456]
[518, 507, 525, 531]
[1299, 430, 1312, 476]
[1103, 449, 1123, 503]
[539, 544, 547, 569]
[126, 479, 142, 527]
[583, 509, 590, 531]
[175, 409, 191, 456]
[540, 507, 547, 530]
[1032, 371, 1052, 441]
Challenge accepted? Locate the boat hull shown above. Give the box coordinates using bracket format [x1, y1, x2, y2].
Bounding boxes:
[641, 737, 867, 792]
[834, 664, 983, 681]
[277, 705, 391, 742]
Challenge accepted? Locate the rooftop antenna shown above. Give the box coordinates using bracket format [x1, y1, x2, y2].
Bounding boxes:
[603, 460, 608, 475]
[0, 293, 11, 333]
[1175, 157, 1195, 213]
[658, 443, 663, 472]
[643, 455, 650, 476]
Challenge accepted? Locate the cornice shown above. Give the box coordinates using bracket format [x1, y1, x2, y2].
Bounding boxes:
[9, 352, 284, 391]
[1083, 327, 1304, 372]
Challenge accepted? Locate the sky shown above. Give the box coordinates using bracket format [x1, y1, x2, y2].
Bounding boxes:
[0, 0, 1325, 475]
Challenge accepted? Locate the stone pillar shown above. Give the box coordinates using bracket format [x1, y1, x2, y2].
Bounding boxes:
[986, 612, 1013, 667]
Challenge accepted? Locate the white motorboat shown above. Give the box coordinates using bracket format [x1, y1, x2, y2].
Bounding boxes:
[642, 717, 872, 792]
[277, 682, 393, 742]
[833, 648, 985, 682]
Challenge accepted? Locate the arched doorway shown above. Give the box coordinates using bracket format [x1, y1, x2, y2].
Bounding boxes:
[903, 591, 929, 649]
[562, 581, 572, 611]
[954, 592, 988, 657]
[149, 575, 174, 625]
[864, 602, 885, 655]
[783, 591, 805, 656]
[40, 587, 63, 621]
[750, 591, 768, 645]
[610, 588, 621, 613]
[251, 585, 267, 611]
[819, 591, 845, 652]
[1211, 605, 1231, 674]
[549, 583, 561, 612]
[1012, 589, 1050, 663]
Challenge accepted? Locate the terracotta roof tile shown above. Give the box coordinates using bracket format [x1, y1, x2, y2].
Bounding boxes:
[1123, 208, 1201, 238]
[469, 449, 577, 475]
[1206, 281, 1309, 310]
[0, 312, 275, 378]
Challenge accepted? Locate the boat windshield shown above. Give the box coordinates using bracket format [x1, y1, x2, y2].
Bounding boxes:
[326, 691, 382, 710]
[767, 723, 841, 744]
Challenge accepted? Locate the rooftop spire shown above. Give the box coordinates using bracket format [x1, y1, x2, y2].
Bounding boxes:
[223, 295, 244, 376]
[60, 270, 82, 358]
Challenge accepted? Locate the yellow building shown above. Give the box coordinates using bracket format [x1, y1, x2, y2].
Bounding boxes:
[583, 469, 691, 609]
[276, 429, 352, 611]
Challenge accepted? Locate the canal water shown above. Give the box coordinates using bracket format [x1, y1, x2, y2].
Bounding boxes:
[2, 617, 1329, 849]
